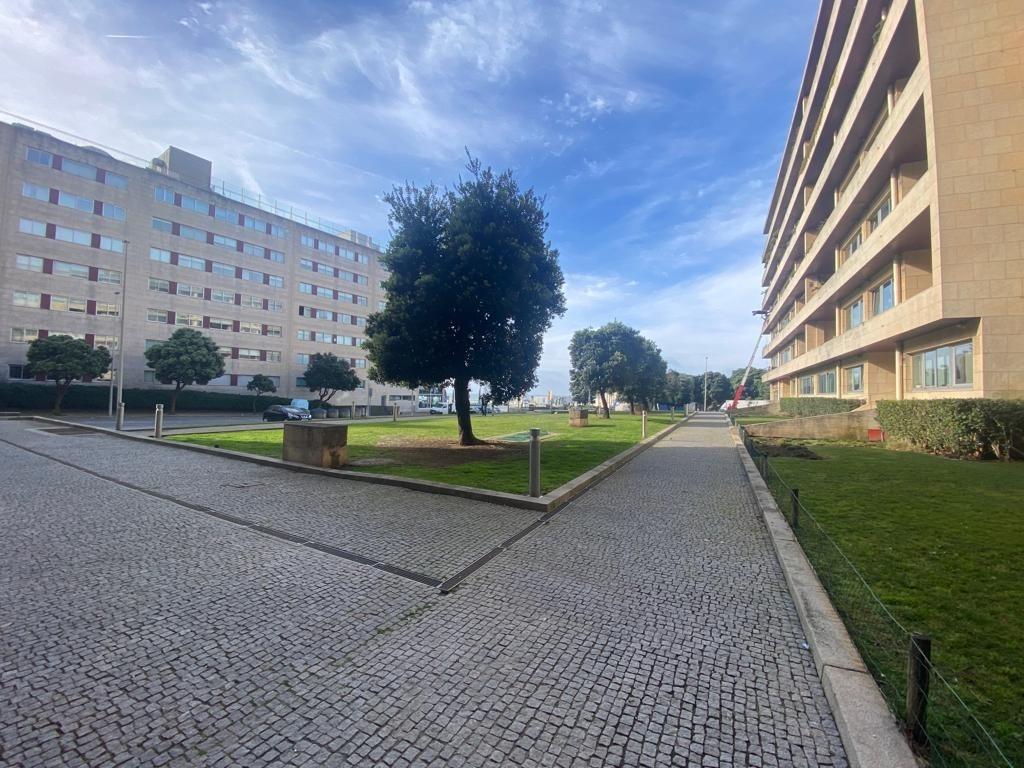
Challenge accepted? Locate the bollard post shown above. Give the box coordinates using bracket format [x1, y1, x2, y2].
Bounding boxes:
[907, 634, 932, 751]
[642, 410, 648, 439]
[790, 488, 800, 528]
[392, 403, 398, 422]
[670, 406, 674, 421]
[115, 402, 125, 431]
[154, 404, 164, 439]
[528, 428, 541, 498]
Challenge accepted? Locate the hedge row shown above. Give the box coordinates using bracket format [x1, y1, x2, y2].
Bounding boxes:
[0, 382, 292, 412]
[877, 399, 1024, 459]
[779, 397, 863, 417]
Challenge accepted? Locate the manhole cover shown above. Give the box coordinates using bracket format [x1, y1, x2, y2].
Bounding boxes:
[36, 426, 96, 437]
[494, 430, 555, 443]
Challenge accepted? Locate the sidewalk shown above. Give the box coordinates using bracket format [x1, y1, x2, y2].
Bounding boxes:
[0, 413, 846, 766]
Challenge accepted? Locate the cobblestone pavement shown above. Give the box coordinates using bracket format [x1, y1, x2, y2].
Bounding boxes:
[0, 414, 847, 766]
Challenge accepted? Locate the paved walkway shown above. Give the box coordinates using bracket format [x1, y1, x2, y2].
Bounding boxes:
[0, 414, 846, 767]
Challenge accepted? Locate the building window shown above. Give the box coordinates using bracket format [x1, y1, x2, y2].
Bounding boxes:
[215, 207, 237, 224]
[867, 194, 892, 233]
[270, 224, 286, 238]
[238, 348, 259, 360]
[265, 325, 282, 338]
[26, 147, 53, 166]
[240, 294, 263, 309]
[176, 313, 203, 328]
[845, 297, 864, 330]
[840, 229, 862, 263]
[243, 242, 262, 258]
[296, 376, 307, 387]
[16, 254, 44, 272]
[267, 300, 283, 312]
[62, 158, 97, 180]
[13, 291, 41, 308]
[19, 218, 46, 236]
[297, 330, 312, 341]
[152, 217, 173, 233]
[299, 282, 313, 294]
[268, 250, 285, 263]
[99, 236, 124, 253]
[144, 370, 156, 383]
[300, 234, 315, 248]
[214, 234, 238, 250]
[212, 261, 234, 277]
[267, 275, 284, 288]
[177, 283, 203, 299]
[179, 254, 205, 271]
[209, 318, 233, 331]
[96, 303, 119, 317]
[49, 295, 69, 312]
[211, 289, 234, 304]
[100, 202, 126, 220]
[154, 187, 174, 204]
[93, 335, 118, 350]
[52, 261, 90, 280]
[150, 247, 172, 263]
[870, 278, 895, 316]
[22, 181, 50, 201]
[8, 364, 34, 379]
[97, 269, 121, 285]
[147, 308, 169, 323]
[105, 171, 128, 189]
[11, 328, 39, 343]
[296, 353, 310, 365]
[241, 269, 263, 283]
[353, 359, 366, 369]
[817, 371, 836, 394]
[845, 365, 864, 393]
[57, 190, 94, 213]
[55, 225, 91, 246]
[68, 298, 88, 314]
[240, 321, 261, 335]
[299, 259, 314, 272]
[266, 351, 282, 363]
[912, 341, 973, 389]
[180, 225, 206, 242]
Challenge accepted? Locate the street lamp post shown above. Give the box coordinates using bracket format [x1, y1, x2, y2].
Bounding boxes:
[107, 289, 121, 416]
[115, 241, 129, 430]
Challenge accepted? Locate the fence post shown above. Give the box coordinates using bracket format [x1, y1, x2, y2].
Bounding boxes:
[153, 404, 164, 439]
[907, 634, 932, 751]
[642, 410, 648, 439]
[528, 428, 542, 498]
[790, 488, 799, 528]
[115, 402, 125, 431]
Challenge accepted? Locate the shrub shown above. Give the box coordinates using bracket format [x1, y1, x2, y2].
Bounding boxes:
[877, 399, 1024, 459]
[780, 397, 863, 417]
[0, 382, 291, 413]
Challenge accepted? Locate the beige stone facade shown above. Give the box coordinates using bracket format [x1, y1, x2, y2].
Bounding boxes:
[0, 120, 418, 409]
[760, 0, 1024, 405]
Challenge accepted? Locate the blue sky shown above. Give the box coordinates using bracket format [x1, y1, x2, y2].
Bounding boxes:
[0, 0, 816, 396]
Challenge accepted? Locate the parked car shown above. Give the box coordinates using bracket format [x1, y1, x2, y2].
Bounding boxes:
[429, 407, 446, 415]
[289, 398, 312, 416]
[263, 404, 312, 422]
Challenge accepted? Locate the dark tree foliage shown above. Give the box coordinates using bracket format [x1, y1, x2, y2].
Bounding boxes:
[364, 157, 565, 445]
[303, 353, 360, 404]
[247, 373, 278, 411]
[619, 336, 667, 413]
[569, 322, 665, 416]
[694, 371, 733, 410]
[729, 366, 770, 400]
[26, 334, 111, 414]
[143, 328, 225, 414]
[662, 370, 694, 408]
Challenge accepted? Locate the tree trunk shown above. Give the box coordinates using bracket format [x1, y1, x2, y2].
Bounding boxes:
[629, 400, 635, 415]
[454, 377, 481, 445]
[53, 381, 70, 415]
[170, 385, 183, 414]
[252, 393, 258, 412]
[599, 391, 610, 418]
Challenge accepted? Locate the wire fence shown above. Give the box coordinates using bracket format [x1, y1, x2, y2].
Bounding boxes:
[736, 423, 1014, 767]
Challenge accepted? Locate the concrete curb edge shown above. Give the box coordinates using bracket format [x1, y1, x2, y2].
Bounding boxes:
[22, 412, 692, 514]
[730, 429, 917, 768]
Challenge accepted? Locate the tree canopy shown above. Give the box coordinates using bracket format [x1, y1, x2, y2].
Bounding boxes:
[144, 328, 225, 413]
[569, 322, 665, 416]
[247, 373, 277, 411]
[730, 367, 770, 400]
[694, 371, 733, 410]
[26, 334, 111, 414]
[304, 353, 360, 404]
[662, 370, 694, 407]
[364, 157, 565, 444]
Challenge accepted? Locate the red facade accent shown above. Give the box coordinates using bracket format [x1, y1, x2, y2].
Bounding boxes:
[206, 231, 214, 245]
[232, 320, 241, 333]
[88, 267, 99, 282]
[234, 293, 242, 306]
[231, 347, 239, 360]
[42, 259, 53, 275]
[40, 294, 51, 310]
[91, 233, 101, 249]
[235, 266, 244, 279]
[261, 324, 268, 336]
[170, 252, 179, 266]
[166, 311, 176, 325]
[171, 222, 181, 236]
[45, 223, 57, 239]
[202, 316, 210, 329]
[259, 350, 267, 362]
[85, 333, 95, 347]
[37, 329, 49, 339]
[86, 300, 97, 316]
[48, 188, 59, 204]
[93, 200, 103, 216]
[263, 298, 270, 310]
[230, 374, 239, 386]
[174, 193, 182, 206]
[96, 169, 106, 184]
[168, 281, 177, 294]
[203, 288, 212, 301]
[52, 156, 63, 170]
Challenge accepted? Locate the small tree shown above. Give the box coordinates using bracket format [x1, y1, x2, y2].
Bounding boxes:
[303, 353, 359, 404]
[26, 335, 111, 414]
[247, 373, 277, 411]
[569, 322, 642, 418]
[144, 328, 225, 414]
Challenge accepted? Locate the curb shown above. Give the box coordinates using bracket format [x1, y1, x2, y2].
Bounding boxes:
[730, 430, 917, 768]
[21, 412, 693, 515]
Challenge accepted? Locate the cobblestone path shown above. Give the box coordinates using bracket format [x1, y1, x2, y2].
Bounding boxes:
[0, 414, 846, 766]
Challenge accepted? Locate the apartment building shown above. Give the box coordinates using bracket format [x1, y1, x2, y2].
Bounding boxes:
[760, 0, 1023, 405]
[0, 120, 417, 410]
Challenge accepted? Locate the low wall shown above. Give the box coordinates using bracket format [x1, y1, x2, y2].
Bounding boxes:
[745, 409, 880, 441]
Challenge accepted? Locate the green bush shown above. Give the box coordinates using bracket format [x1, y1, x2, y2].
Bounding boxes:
[0, 382, 291, 412]
[877, 399, 1024, 459]
[780, 397, 863, 417]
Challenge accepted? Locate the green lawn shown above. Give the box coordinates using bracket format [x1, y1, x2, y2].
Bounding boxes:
[171, 412, 677, 495]
[763, 442, 1024, 765]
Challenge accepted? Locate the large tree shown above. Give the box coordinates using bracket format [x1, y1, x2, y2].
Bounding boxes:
[663, 370, 694, 408]
[26, 334, 111, 414]
[730, 366, 770, 400]
[693, 371, 733, 410]
[144, 328, 225, 414]
[364, 157, 566, 445]
[247, 373, 277, 411]
[620, 336, 667, 413]
[304, 353, 359, 404]
[569, 322, 632, 418]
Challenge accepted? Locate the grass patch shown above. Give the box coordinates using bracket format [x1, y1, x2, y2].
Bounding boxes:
[762, 441, 1024, 765]
[170, 412, 677, 495]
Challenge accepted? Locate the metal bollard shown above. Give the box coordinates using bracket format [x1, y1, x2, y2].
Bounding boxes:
[642, 410, 648, 439]
[115, 402, 125, 431]
[392, 403, 398, 422]
[528, 428, 541, 498]
[907, 634, 932, 751]
[154, 404, 164, 439]
[790, 488, 800, 528]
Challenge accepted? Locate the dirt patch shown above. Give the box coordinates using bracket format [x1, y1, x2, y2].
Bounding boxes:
[369, 436, 527, 467]
[753, 439, 824, 460]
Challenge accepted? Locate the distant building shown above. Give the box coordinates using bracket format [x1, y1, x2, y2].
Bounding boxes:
[0, 120, 417, 408]
[760, 0, 1023, 404]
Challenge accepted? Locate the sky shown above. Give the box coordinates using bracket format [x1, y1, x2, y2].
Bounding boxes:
[0, 0, 817, 397]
